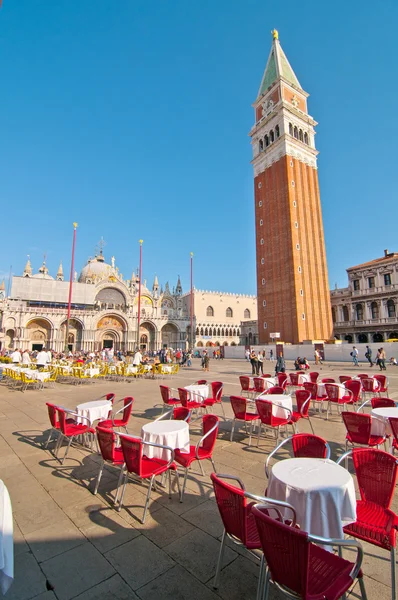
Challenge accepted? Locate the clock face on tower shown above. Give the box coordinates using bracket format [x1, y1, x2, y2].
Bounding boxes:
[262, 98, 274, 115]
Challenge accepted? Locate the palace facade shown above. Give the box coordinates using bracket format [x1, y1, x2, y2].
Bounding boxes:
[331, 250, 398, 344]
[250, 30, 332, 344]
[0, 251, 257, 352]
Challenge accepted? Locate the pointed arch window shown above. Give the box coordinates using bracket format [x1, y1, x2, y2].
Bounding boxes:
[299, 129, 303, 142]
[226, 307, 233, 318]
[206, 306, 214, 317]
[294, 126, 298, 139]
[275, 124, 280, 137]
[221, 328, 225, 336]
[270, 130, 274, 143]
[371, 302, 379, 320]
[289, 123, 293, 136]
[200, 328, 204, 335]
[196, 327, 199, 335]
[244, 309, 251, 319]
[387, 299, 396, 318]
[304, 132, 309, 145]
[265, 135, 269, 147]
[355, 304, 364, 321]
[259, 139, 263, 152]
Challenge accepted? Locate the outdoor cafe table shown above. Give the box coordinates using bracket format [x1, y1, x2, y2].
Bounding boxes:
[0, 480, 13, 595]
[267, 457, 356, 541]
[317, 382, 346, 398]
[371, 407, 398, 452]
[184, 384, 209, 402]
[250, 376, 277, 390]
[76, 399, 112, 425]
[141, 420, 190, 460]
[256, 393, 293, 419]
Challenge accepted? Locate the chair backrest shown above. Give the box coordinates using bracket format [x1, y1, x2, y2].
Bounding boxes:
[362, 378, 379, 393]
[160, 385, 171, 404]
[178, 388, 189, 407]
[120, 396, 134, 424]
[295, 390, 311, 416]
[371, 397, 396, 409]
[211, 473, 248, 544]
[342, 411, 372, 444]
[303, 382, 317, 399]
[352, 448, 398, 508]
[252, 505, 310, 596]
[321, 377, 335, 383]
[324, 383, 340, 401]
[344, 379, 361, 401]
[230, 396, 248, 418]
[255, 399, 273, 425]
[201, 414, 219, 453]
[106, 393, 116, 404]
[289, 373, 299, 386]
[211, 381, 223, 401]
[56, 408, 70, 434]
[239, 376, 250, 391]
[277, 373, 288, 387]
[389, 418, 398, 453]
[96, 426, 117, 461]
[373, 374, 388, 390]
[253, 377, 266, 393]
[46, 403, 59, 428]
[197, 379, 207, 385]
[263, 373, 272, 378]
[291, 433, 329, 458]
[119, 435, 143, 476]
[357, 374, 369, 380]
[339, 375, 352, 384]
[173, 407, 191, 422]
[309, 371, 319, 383]
[267, 386, 284, 395]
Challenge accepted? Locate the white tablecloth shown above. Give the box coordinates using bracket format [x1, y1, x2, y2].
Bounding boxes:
[318, 382, 346, 398]
[267, 457, 356, 540]
[28, 370, 51, 382]
[257, 393, 293, 419]
[160, 365, 173, 373]
[251, 376, 277, 390]
[84, 368, 100, 378]
[371, 407, 398, 450]
[76, 400, 112, 425]
[141, 421, 190, 460]
[125, 365, 139, 375]
[0, 480, 13, 595]
[184, 384, 209, 402]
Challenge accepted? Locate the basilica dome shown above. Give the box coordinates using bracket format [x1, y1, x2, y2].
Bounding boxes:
[79, 253, 113, 283]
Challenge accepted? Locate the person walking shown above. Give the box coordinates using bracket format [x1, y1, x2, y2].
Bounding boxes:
[269, 349, 274, 361]
[10, 348, 22, 365]
[365, 345, 373, 367]
[351, 346, 359, 366]
[314, 349, 323, 365]
[378, 347, 386, 371]
[257, 350, 264, 375]
[275, 352, 285, 374]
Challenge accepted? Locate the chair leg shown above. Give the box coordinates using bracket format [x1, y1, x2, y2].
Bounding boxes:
[168, 469, 172, 498]
[249, 420, 254, 446]
[199, 460, 205, 476]
[117, 472, 129, 511]
[230, 419, 235, 442]
[180, 468, 189, 502]
[257, 423, 262, 447]
[93, 460, 104, 495]
[210, 458, 216, 473]
[220, 402, 226, 418]
[213, 529, 226, 589]
[54, 433, 63, 458]
[358, 574, 368, 600]
[256, 554, 266, 600]
[263, 568, 271, 600]
[142, 475, 155, 523]
[44, 430, 53, 449]
[114, 466, 125, 505]
[308, 417, 315, 435]
[391, 547, 396, 600]
[174, 469, 181, 501]
[61, 437, 73, 464]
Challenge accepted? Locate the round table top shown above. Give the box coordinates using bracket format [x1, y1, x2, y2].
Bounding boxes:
[271, 457, 352, 492]
[142, 420, 188, 435]
[371, 407, 398, 419]
[77, 399, 111, 411]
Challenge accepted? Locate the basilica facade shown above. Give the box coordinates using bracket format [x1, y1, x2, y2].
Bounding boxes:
[0, 251, 257, 352]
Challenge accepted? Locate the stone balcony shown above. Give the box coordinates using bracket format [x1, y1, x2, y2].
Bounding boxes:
[334, 316, 398, 328]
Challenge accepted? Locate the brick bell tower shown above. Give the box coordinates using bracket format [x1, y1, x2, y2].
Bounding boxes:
[250, 29, 333, 344]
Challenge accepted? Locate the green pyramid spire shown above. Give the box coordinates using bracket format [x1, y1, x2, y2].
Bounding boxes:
[257, 30, 301, 98]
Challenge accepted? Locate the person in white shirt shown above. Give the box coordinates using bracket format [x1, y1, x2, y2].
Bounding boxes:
[10, 349, 22, 364]
[133, 350, 142, 366]
[36, 349, 49, 369]
[22, 350, 31, 365]
[46, 349, 52, 364]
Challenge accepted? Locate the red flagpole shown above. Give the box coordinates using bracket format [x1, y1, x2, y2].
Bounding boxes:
[65, 222, 78, 352]
[190, 252, 194, 349]
[137, 239, 143, 349]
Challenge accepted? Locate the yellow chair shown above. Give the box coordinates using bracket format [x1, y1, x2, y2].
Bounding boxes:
[21, 371, 40, 392]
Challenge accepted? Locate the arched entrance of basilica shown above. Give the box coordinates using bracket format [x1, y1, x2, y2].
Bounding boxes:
[96, 315, 126, 351]
[161, 323, 179, 349]
[26, 318, 52, 351]
[139, 322, 156, 351]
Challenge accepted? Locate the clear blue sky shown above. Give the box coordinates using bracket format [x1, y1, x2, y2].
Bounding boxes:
[1, 0, 397, 295]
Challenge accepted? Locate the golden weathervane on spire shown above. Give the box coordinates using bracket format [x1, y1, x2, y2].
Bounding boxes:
[272, 29, 279, 40]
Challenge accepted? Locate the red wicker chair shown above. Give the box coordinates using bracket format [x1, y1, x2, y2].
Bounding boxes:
[94, 427, 125, 499]
[229, 396, 259, 445]
[342, 411, 386, 451]
[239, 375, 255, 398]
[55, 407, 95, 464]
[374, 374, 389, 397]
[202, 381, 225, 417]
[303, 381, 327, 413]
[98, 396, 134, 433]
[309, 371, 319, 383]
[255, 399, 292, 448]
[158, 385, 180, 412]
[289, 390, 314, 434]
[337, 448, 398, 599]
[265, 433, 331, 477]
[252, 504, 367, 600]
